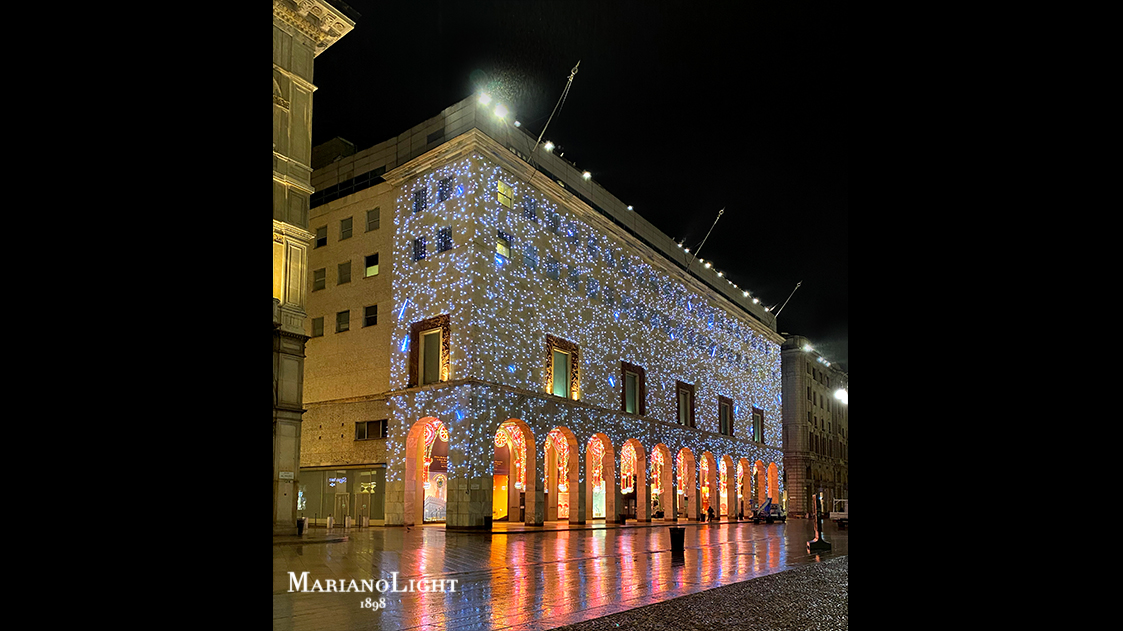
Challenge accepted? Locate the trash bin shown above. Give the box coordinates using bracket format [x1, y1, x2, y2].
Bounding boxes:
[297, 518, 306, 536]
[669, 527, 685, 552]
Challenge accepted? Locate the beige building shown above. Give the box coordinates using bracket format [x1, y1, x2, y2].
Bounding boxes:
[781, 335, 848, 517]
[300, 95, 789, 530]
[272, 0, 355, 535]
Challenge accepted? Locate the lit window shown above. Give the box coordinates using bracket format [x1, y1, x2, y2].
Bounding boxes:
[420, 328, 441, 385]
[498, 180, 513, 208]
[497, 231, 511, 258]
[365, 253, 379, 277]
[719, 397, 733, 436]
[552, 350, 570, 398]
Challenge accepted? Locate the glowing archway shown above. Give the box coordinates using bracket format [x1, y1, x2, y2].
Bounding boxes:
[545, 427, 578, 521]
[403, 416, 450, 526]
[676, 447, 696, 519]
[586, 433, 615, 520]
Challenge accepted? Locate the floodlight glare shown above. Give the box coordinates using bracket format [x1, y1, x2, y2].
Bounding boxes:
[544, 141, 555, 152]
[627, 205, 634, 211]
[582, 171, 591, 180]
[478, 93, 492, 105]
[494, 104, 508, 119]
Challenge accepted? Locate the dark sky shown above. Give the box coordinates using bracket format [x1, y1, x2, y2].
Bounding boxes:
[311, 1, 848, 370]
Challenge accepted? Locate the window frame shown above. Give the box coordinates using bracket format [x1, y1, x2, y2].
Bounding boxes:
[337, 260, 351, 285]
[312, 268, 326, 292]
[340, 216, 353, 241]
[365, 253, 379, 277]
[675, 381, 695, 428]
[546, 335, 580, 401]
[497, 180, 513, 208]
[408, 314, 450, 388]
[366, 207, 380, 232]
[363, 304, 378, 328]
[336, 310, 350, 333]
[719, 395, 734, 437]
[355, 419, 388, 441]
[752, 406, 764, 444]
[620, 361, 646, 416]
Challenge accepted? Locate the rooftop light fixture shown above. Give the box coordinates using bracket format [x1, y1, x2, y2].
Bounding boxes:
[627, 205, 633, 211]
[478, 93, 492, 105]
[703, 261, 712, 269]
[582, 171, 591, 180]
[544, 141, 555, 152]
[743, 291, 749, 297]
[514, 120, 521, 127]
[494, 104, 508, 119]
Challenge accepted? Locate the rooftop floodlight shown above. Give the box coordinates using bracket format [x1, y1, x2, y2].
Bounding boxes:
[582, 171, 591, 180]
[834, 389, 848, 404]
[743, 291, 749, 297]
[494, 103, 508, 119]
[752, 298, 760, 304]
[514, 120, 521, 127]
[478, 93, 492, 105]
[703, 261, 712, 269]
[627, 205, 634, 211]
[544, 141, 555, 152]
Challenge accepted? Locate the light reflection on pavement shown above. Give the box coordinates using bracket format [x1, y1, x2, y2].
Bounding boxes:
[273, 519, 848, 631]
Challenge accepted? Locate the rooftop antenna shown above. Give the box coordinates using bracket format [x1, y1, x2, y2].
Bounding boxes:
[532, 61, 580, 153]
[686, 207, 724, 272]
[773, 281, 802, 318]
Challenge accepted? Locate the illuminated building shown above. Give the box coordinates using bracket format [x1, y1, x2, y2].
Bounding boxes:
[300, 94, 787, 528]
[272, 0, 355, 535]
[781, 335, 848, 517]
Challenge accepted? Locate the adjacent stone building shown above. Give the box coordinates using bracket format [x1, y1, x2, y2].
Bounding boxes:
[272, 0, 355, 535]
[299, 95, 789, 529]
[781, 336, 848, 517]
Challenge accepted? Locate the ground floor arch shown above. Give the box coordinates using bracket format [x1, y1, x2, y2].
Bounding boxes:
[700, 451, 717, 517]
[403, 416, 450, 526]
[768, 462, 780, 503]
[736, 458, 752, 518]
[620, 438, 648, 521]
[545, 426, 579, 521]
[586, 433, 615, 521]
[650, 443, 673, 521]
[493, 419, 535, 522]
[676, 447, 696, 519]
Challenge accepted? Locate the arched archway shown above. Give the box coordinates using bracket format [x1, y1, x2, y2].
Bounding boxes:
[719, 455, 735, 518]
[620, 438, 648, 521]
[403, 416, 450, 526]
[736, 458, 752, 519]
[545, 427, 579, 522]
[650, 443, 673, 521]
[493, 419, 535, 522]
[768, 462, 780, 503]
[586, 433, 615, 521]
[700, 451, 717, 518]
[754, 460, 768, 510]
[676, 447, 696, 520]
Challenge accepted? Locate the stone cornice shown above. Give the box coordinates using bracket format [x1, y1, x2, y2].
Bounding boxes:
[272, 0, 355, 57]
[273, 219, 314, 242]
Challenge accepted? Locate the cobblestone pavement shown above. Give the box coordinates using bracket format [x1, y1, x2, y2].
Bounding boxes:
[273, 518, 848, 631]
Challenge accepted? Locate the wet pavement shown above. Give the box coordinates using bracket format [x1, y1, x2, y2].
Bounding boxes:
[273, 518, 848, 631]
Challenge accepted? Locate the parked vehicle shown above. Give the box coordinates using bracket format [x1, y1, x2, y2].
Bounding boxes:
[751, 497, 786, 524]
[829, 499, 848, 528]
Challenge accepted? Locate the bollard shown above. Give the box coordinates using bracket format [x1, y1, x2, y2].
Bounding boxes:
[669, 527, 685, 553]
[297, 517, 306, 536]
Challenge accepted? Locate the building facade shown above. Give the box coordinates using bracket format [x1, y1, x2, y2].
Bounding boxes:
[272, 0, 355, 535]
[300, 95, 789, 529]
[781, 335, 848, 517]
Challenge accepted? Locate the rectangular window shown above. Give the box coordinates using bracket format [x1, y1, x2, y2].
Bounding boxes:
[315, 226, 327, 248]
[587, 277, 600, 301]
[421, 328, 441, 385]
[311, 317, 324, 337]
[719, 396, 733, 436]
[676, 381, 695, 427]
[438, 177, 452, 203]
[438, 227, 453, 253]
[497, 231, 511, 258]
[524, 246, 538, 270]
[522, 196, 537, 222]
[312, 268, 326, 291]
[356, 420, 387, 440]
[752, 407, 764, 443]
[625, 372, 638, 414]
[497, 180, 513, 208]
[340, 217, 353, 241]
[336, 310, 350, 333]
[365, 253, 379, 277]
[621, 361, 646, 415]
[545, 257, 560, 280]
[552, 350, 570, 398]
[364, 305, 377, 327]
[338, 261, 351, 285]
[366, 207, 380, 231]
[413, 188, 427, 213]
[413, 237, 427, 261]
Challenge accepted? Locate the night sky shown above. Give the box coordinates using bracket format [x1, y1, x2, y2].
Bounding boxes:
[310, 1, 848, 370]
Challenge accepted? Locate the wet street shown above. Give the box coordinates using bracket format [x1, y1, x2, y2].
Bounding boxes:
[273, 519, 848, 631]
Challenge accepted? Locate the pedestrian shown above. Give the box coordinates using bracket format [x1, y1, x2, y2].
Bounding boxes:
[707, 506, 715, 523]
